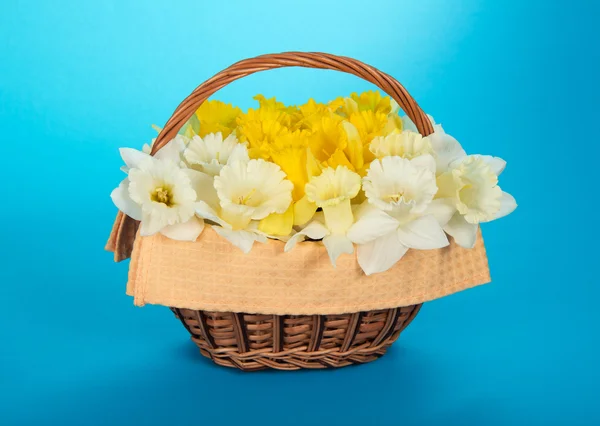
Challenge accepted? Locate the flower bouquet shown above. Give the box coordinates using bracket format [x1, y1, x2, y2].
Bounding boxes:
[107, 52, 516, 371]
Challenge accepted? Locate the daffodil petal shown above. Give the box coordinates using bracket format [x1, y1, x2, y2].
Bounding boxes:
[346, 203, 399, 244]
[426, 199, 456, 227]
[483, 191, 517, 222]
[160, 216, 205, 241]
[228, 141, 251, 164]
[284, 220, 329, 252]
[322, 234, 354, 267]
[341, 121, 364, 171]
[429, 132, 466, 173]
[154, 135, 189, 162]
[396, 215, 449, 250]
[110, 178, 142, 221]
[258, 205, 294, 236]
[293, 195, 318, 227]
[477, 155, 506, 176]
[410, 154, 437, 174]
[306, 147, 322, 179]
[139, 212, 165, 236]
[322, 199, 354, 234]
[195, 201, 231, 229]
[183, 169, 219, 208]
[119, 148, 151, 170]
[444, 213, 478, 249]
[357, 232, 408, 275]
[212, 226, 262, 254]
[326, 149, 354, 170]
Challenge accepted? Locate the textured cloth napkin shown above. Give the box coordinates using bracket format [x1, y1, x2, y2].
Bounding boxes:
[124, 226, 491, 315]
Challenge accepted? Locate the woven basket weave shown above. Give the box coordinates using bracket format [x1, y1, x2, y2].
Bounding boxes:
[108, 52, 455, 371]
[171, 306, 421, 371]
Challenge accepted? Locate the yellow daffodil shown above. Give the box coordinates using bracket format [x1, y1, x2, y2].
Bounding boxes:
[330, 90, 396, 117]
[308, 115, 349, 166]
[254, 94, 300, 122]
[351, 90, 394, 114]
[236, 107, 290, 160]
[268, 129, 311, 200]
[296, 98, 333, 129]
[184, 100, 242, 138]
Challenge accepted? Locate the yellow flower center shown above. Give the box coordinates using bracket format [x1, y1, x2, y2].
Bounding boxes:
[151, 186, 174, 207]
[384, 192, 404, 203]
[237, 188, 258, 205]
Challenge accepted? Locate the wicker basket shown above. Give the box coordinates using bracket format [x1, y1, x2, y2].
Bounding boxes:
[108, 52, 463, 371]
[171, 306, 421, 371]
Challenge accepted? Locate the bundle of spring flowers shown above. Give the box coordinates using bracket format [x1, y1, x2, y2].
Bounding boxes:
[111, 91, 516, 275]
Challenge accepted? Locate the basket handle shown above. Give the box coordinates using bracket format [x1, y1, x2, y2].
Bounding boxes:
[150, 51, 432, 155]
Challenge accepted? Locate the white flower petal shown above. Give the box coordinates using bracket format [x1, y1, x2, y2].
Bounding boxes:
[183, 169, 219, 208]
[483, 191, 517, 222]
[476, 155, 506, 176]
[357, 232, 409, 275]
[160, 216, 205, 241]
[369, 131, 433, 160]
[322, 234, 354, 267]
[440, 155, 503, 223]
[215, 159, 293, 220]
[227, 140, 250, 164]
[396, 215, 449, 250]
[195, 201, 231, 229]
[139, 212, 165, 236]
[154, 135, 189, 162]
[410, 154, 437, 174]
[284, 220, 329, 252]
[444, 213, 479, 248]
[322, 199, 354, 234]
[346, 203, 400, 244]
[429, 132, 466, 173]
[213, 226, 263, 254]
[305, 166, 361, 208]
[119, 148, 151, 170]
[363, 156, 437, 214]
[184, 133, 249, 176]
[110, 178, 142, 221]
[426, 199, 456, 227]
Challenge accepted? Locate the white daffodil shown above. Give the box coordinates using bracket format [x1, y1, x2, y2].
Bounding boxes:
[369, 131, 434, 160]
[437, 155, 516, 248]
[286, 166, 397, 267]
[362, 155, 438, 215]
[111, 148, 206, 241]
[195, 159, 294, 253]
[215, 159, 293, 221]
[356, 155, 455, 275]
[183, 132, 249, 176]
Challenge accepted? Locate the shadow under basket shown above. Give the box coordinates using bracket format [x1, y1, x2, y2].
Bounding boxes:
[171, 305, 422, 371]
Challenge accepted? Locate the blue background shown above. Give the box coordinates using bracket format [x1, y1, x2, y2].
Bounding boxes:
[1, 0, 599, 425]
